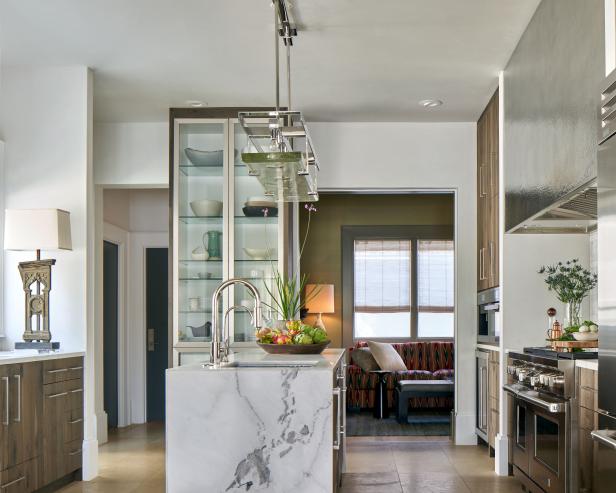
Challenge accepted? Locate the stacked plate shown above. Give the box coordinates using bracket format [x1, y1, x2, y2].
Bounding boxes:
[242, 196, 278, 217]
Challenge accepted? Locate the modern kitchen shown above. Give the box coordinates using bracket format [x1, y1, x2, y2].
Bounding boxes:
[0, 0, 616, 492]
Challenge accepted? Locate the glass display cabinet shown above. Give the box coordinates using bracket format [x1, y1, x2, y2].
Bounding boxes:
[170, 109, 288, 366]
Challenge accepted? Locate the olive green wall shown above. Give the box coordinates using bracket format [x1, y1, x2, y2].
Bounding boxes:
[299, 193, 455, 348]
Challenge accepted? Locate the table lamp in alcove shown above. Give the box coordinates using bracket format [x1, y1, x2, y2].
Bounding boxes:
[4, 209, 72, 350]
[305, 284, 334, 331]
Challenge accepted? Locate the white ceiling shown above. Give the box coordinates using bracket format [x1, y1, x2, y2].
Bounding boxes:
[0, 0, 540, 122]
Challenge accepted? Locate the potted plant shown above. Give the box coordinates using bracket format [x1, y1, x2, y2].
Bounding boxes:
[255, 204, 329, 353]
[539, 259, 597, 329]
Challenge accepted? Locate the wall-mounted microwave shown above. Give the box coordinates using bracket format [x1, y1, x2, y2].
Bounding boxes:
[478, 287, 500, 345]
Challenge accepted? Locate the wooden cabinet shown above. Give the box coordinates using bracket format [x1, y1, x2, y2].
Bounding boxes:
[577, 366, 598, 493]
[41, 357, 83, 486]
[0, 356, 83, 492]
[487, 351, 500, 452]
[477, 90, 499, 291]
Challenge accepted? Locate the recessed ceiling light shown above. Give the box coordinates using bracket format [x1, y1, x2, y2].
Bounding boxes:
[419, 99, 443, 108]
[186, 100, 205, 108]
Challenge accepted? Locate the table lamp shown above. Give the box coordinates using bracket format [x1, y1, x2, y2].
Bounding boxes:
[4, 209, 72, 350]
[305, 284, 334, 331]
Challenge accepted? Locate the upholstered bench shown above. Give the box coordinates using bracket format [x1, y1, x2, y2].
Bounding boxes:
[395, 379, 454, 424]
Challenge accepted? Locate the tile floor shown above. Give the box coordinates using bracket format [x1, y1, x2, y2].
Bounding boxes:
[57, 424, 522, 493]
[342, 437, 523, 493]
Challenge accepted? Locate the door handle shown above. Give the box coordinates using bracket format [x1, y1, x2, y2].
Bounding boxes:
[148, 328, 156, 352]
[13, 375, 20, 423]
[591, 429, 616, 449]
[0, 476, 25, 490]
[2, 377, 8, 425]
[489, 241, 494, 280]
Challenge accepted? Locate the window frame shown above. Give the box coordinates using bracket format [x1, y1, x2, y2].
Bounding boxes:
[342, 225, 454, 346]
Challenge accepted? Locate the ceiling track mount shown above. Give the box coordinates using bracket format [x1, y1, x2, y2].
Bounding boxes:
[274, 0, 297, 46]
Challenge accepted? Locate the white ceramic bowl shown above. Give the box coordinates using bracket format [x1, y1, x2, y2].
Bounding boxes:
[184, 148, 224, 167]
[191, 247, 209, 261]
[573, 332, 598, 341]
[243, 247, 275, 260]
[190, 199, 223, 217]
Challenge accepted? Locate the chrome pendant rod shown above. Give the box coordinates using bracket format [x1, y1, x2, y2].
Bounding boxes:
[274, 4, 280, 113]
[286, 41, 291, 109]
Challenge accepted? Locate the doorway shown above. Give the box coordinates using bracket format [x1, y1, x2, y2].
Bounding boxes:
[103, 240, 119, 429]
[146, 248, 169, 422]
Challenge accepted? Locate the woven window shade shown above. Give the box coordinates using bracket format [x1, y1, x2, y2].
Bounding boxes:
[417, 240, 454, 313]
[354, 240, 411, 313]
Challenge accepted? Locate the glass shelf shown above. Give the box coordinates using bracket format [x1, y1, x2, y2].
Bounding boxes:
[179, 216, 223, 224]
[179, 165, 224, 177]
[179, 277, 223, 282]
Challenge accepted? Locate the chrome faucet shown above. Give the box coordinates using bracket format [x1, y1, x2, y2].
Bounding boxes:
[210, 278, 262, 366]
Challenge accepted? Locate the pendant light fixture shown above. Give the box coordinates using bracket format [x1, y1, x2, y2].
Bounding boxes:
[239, 0, 319, 203]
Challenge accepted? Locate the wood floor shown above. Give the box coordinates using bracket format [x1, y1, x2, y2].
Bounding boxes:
[57, 424, 522, 492]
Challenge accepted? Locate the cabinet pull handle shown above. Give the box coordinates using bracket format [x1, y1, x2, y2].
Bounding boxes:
[0, 476, 25, 489]
[333, 387, 342, 450]
[48, 392, 68, 399]
[13, 375, 20, 423]
[71, 389, 83, 394]
[2, 377, 8, 425]
[489, 241, 494, 280]
[69, 366, 83, 371]
[68, 449, 82, 456]
[69, 418, 83, 424]
[47, 368, 68, 374]
[479, 165, 487, 197]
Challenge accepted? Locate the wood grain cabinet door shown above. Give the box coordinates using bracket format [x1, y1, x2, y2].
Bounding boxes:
[42, 382, 68, 485]
[0, 366, 9, 471]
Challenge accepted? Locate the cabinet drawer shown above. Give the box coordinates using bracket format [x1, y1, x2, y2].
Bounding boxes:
[43, 358, 83, 385]
[65, 408, 83, 443]
[0, 458, 38, 493]
[579, 406, 598, 431]
[579, 386, 598, 411]
[65, 440, 82, 475]
[579, 368, 597, 391]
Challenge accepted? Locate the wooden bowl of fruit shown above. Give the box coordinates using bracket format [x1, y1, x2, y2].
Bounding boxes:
[256, 322, 331, 355]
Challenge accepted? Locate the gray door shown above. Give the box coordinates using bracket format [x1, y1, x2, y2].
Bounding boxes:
[146, 248, 169, 422]
[103, 241, 119, 429]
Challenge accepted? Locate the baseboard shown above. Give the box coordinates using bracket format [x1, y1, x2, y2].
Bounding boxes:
[81, 438, 99, 481]
[96, 410, 108, 445]
[494, 433, 509, 476]
[34, 470, 81, 493]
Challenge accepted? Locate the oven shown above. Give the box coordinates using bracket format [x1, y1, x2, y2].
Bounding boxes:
[506, 384, 569, 493]
[477, 287, 500, 344]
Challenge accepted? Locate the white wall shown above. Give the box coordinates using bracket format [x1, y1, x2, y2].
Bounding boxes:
[94, 122, 168, 186]
[502, 234, 591, 350]
[0, 66, 98, 478]
[309, 122, 477, 445]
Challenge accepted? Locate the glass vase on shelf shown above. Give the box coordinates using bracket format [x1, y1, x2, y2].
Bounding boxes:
[564, 300, 582, 328]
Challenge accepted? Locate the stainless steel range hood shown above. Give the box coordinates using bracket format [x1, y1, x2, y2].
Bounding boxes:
[508, 178, 597, 234]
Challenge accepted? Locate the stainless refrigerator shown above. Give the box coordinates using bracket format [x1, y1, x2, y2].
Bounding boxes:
[593, 71, 616, 491]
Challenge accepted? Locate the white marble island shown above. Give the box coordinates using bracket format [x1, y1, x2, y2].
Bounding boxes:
[166, 349, 346, 493]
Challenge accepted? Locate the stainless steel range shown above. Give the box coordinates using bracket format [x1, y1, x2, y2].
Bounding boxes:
[504, 350, 578, 493]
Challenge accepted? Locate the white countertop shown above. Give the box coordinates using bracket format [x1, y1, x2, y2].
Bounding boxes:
[477, 343, 500, 352]
[0, 349, 84, 365]
[169, 348, 345, 373]
[576, 359, 598, 370]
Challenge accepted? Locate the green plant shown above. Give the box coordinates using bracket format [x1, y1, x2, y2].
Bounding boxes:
[538, 259, 597, 304]
[261, 204, 321, 321]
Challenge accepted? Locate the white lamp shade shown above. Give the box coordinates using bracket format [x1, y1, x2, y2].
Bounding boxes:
[4, 209, 72, 251]
[306, 284, 335, 314]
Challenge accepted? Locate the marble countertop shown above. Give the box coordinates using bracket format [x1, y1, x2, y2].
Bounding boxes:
[477, 343, 500, 352]
[169, 348, 345, 373]
[0, 349, 84, 365]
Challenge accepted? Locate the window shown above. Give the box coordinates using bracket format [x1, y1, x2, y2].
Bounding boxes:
[417, 240, 454, 338]
[343, 226, 454, 341]
[354, 240, 411, 338]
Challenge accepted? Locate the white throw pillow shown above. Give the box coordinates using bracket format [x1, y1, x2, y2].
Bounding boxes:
[367, 341, 407, 372]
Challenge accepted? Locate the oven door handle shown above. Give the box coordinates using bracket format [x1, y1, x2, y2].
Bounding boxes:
[503, 384, 566, 413]
[591, 429, 616, 449]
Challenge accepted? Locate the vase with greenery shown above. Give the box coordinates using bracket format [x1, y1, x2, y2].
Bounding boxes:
[262, 203, 320, 324]
[538, 258, 597, 328]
